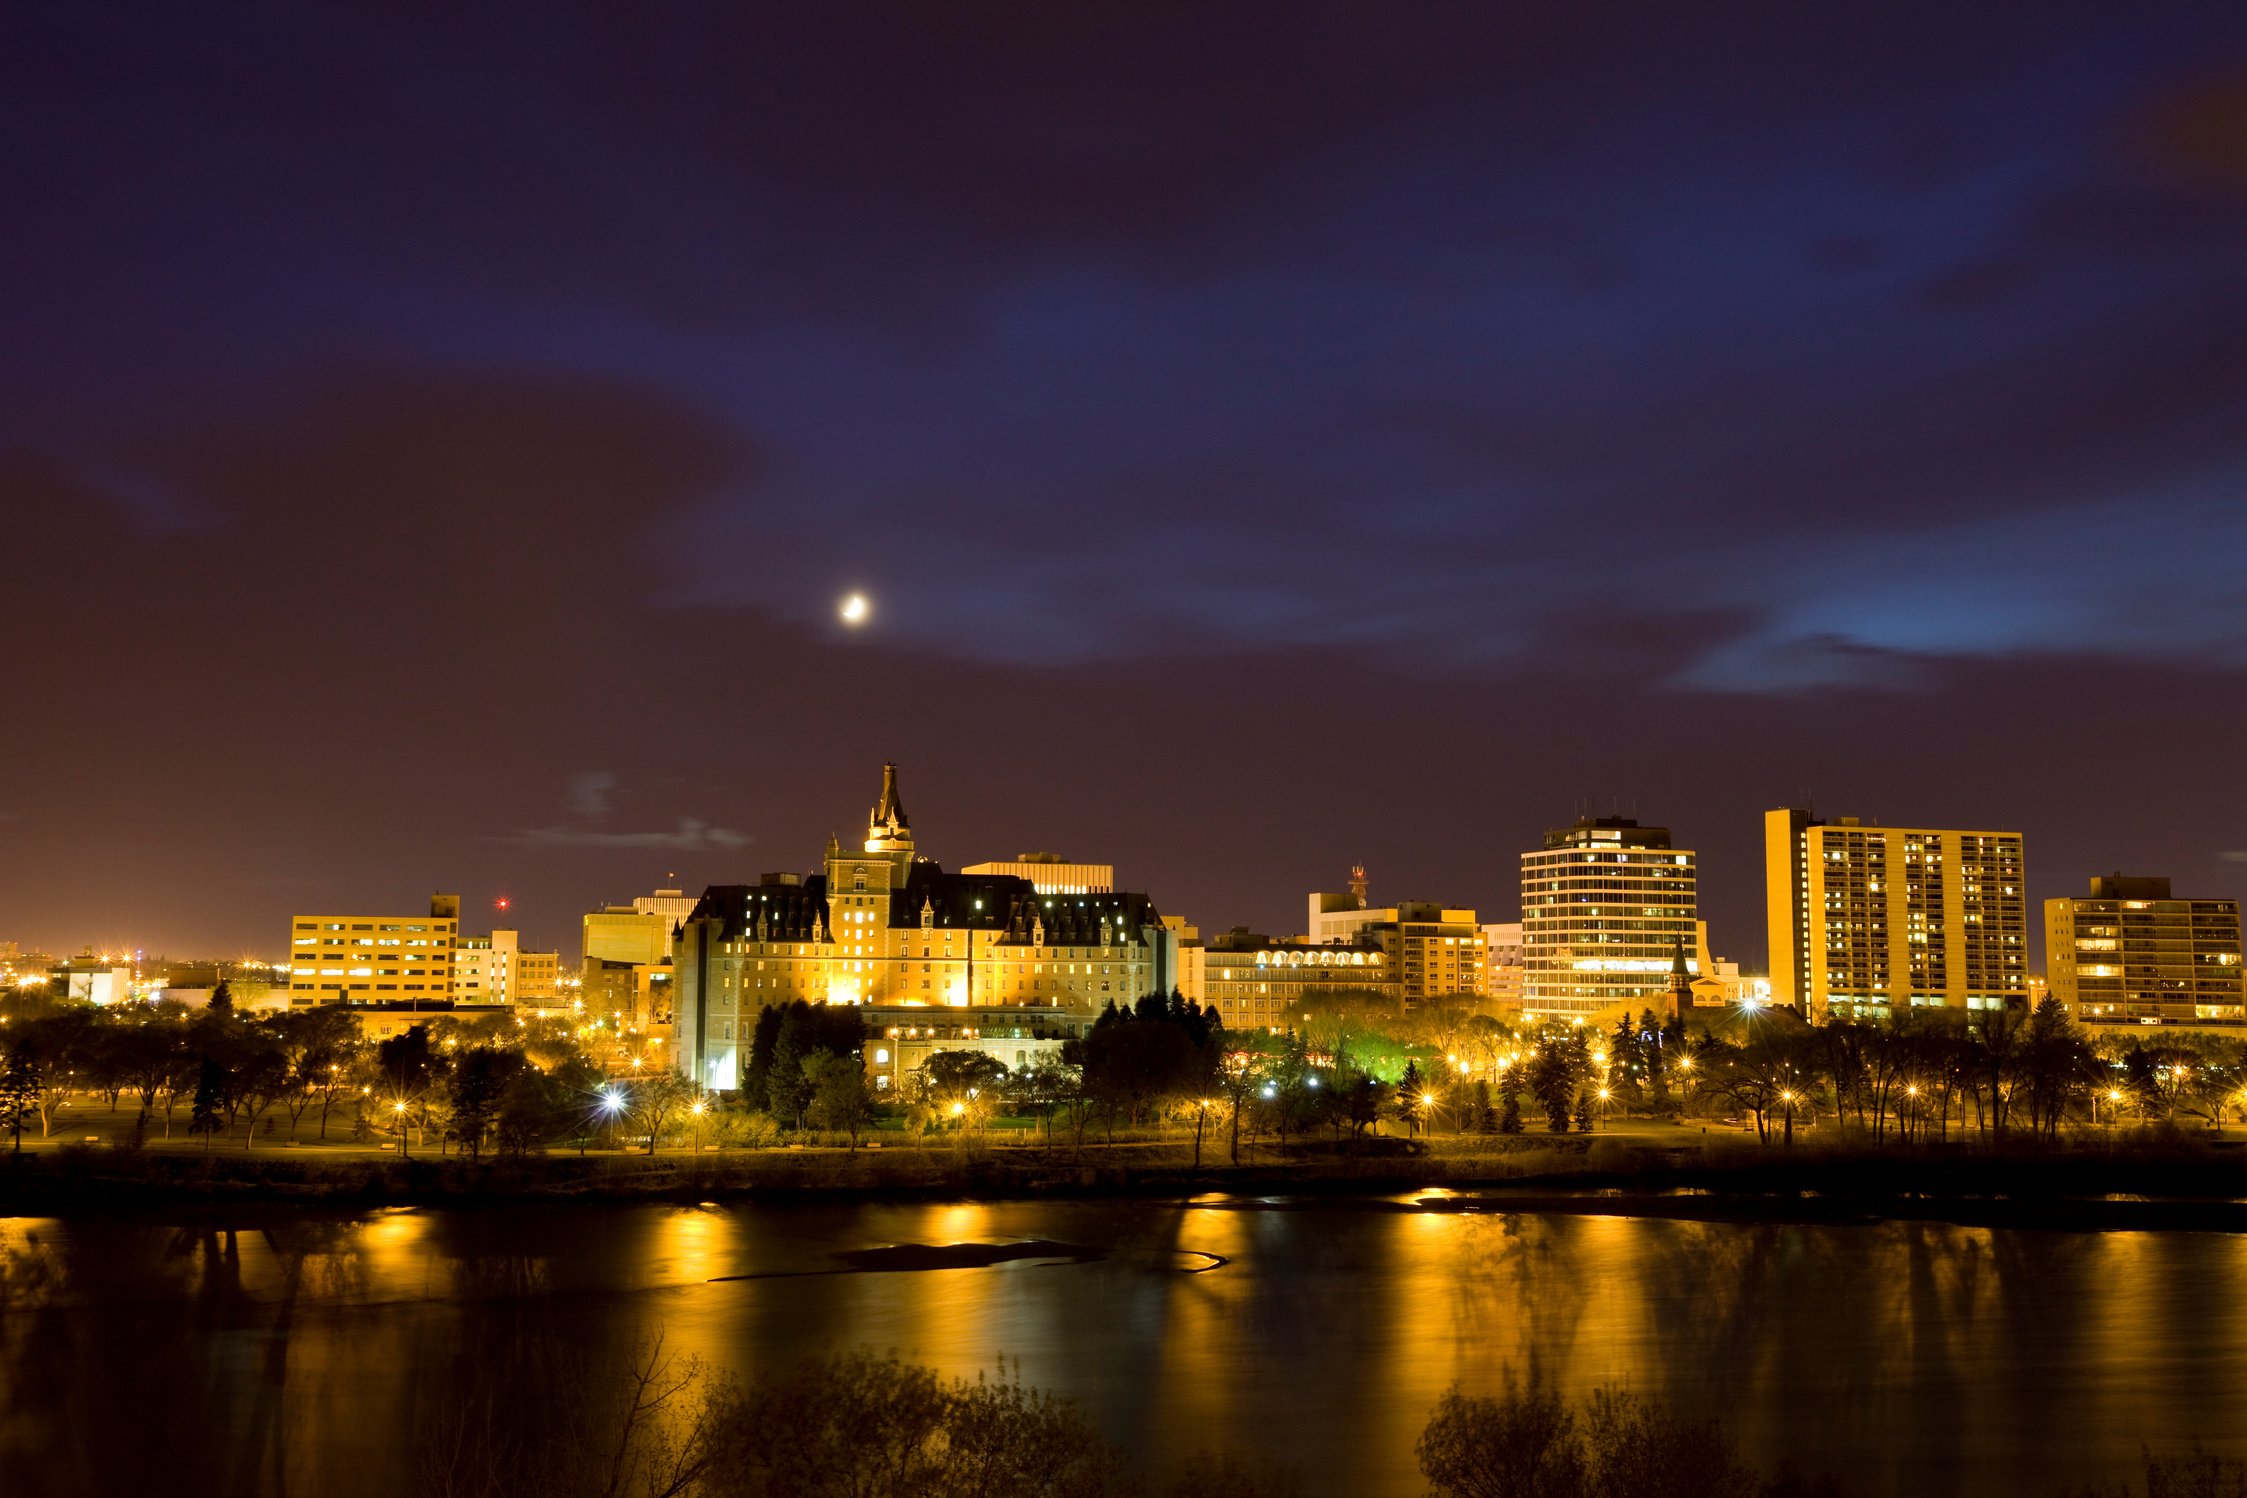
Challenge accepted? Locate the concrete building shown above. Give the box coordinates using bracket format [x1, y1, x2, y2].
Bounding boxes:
[286, 895, 459, 1006]
[1307, 868, 1485, 1003]
[672, 764, 1167, 1092]
[1480, 922, 1523, 1010]
[961, 854, 1115, 894]
[1521, 817, 1699, 1023]
[582, 897, 684, 969]
[454, 929, 562, 1007]
[2045, 874, 2243, 1027]
[49, 955, 134, 1006]
[1197, 927, 1398, 1030]
[1765, 809, 2027, 1018]
[864, 1005, 1095, 1092]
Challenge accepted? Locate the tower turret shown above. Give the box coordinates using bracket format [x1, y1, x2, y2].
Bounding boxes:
[866, 761, 914, 855]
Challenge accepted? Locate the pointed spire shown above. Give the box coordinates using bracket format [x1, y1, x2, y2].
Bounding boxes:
[876, 762, 907, 830]
[866, 762, 914, 853]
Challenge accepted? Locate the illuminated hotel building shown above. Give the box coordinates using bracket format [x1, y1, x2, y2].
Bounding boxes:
[1521, 817, 1698, 1022]
[285, 894, 459, 1005]
[672, 765, 1168, 1092]
[1765, 809, 2026, 1018]
[2044, 875, 2242, 1027]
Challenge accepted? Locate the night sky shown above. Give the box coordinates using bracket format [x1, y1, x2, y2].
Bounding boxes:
[7, 5, 2247, 966]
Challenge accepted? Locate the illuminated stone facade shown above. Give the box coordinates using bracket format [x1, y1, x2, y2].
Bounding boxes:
[672, 765, 1168, 1092]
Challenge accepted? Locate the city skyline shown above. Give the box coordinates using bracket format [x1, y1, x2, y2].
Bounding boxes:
[7, 6, 2247, 964]
[6, 757, 2223, 996]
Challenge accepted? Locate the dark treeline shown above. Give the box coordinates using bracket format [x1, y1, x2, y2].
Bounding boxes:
[0, 991, 692, 1157]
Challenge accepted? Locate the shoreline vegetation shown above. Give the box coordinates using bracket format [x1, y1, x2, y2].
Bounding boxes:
[11, 985, 2247, 1233]
[413, 1340, 2240, 1498]
[8, 1131, 2247, 1227]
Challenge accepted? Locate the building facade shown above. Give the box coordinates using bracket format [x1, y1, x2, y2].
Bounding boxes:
[960, 854, 1115, 894]
[1191, 927, 1398, 1030]
[1765, 809, 2027, 1018]
[1480, 921, 1524, 1010]
[672, 765, 1167, 1092]
[454, 928, 561, 1007]
[286, 895, 459, 1006]
[2045, 875, 2243, 1027]
[1307, 871, 1484, 1003]
[1521, 817, 1698, 1023]
[864, 1005, 1096, 1092]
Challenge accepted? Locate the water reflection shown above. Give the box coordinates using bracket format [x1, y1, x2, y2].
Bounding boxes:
[3, 1201, 2244, 1496]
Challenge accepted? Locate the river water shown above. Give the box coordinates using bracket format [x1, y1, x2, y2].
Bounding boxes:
[4, 1195, 2243, 1496]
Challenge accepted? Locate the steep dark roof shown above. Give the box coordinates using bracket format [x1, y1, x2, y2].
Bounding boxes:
[684, 864, 1165, 947]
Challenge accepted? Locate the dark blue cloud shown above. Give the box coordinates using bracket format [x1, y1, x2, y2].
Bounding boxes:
[7, 3, 2247, 952]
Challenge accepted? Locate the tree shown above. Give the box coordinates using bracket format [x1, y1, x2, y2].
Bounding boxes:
[207, 980, 235, 1016]
[188, 1057, 228, 1152]
[1527, 1036, 1584, 1134]
[1468, 1079, 1497, 1133]
[494, 1067, 575, 1155]
[448, 1046, 524, 1161]
[1417, 1376, 1584, 1498]
[272, 1007, 361, 1140]
[1395, 1061, 1426, 1136]
[230, 1041, 291, 1149]
[805, 1053, 874, 1146]
[628, 1070, 698, 1154]
[1078, 993, 1221, 1132]
[1497, 1084, 1524, 1136]
[376, 1024, 438, 1148]
[1573, 1091, 1595, 1134]
[762, 1001, 866, 1128]
[0, 1047, 40, 1153]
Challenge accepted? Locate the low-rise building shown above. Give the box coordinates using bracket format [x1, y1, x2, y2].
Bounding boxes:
[863, 1005, 1095, 1092]
[50, 954, 134, 1006]
[1307, 868, 1485, 1003]
[1480, 922, 1523, 1010]
[961, 854, 1115, 894]
[1197, 927, 1397, 1030]
[455, 928, 562, 1008]
[2046, 874, 2244, 1027]
[286, 895, 460, 1007]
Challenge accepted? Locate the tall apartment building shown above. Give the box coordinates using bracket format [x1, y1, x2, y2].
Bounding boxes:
[1521, 818, 1698, 1023]
[961, 854, 1115, 894]
[1306, 869, 1485, 1003]
[2045, 875, 2243, 1027]
[1765, 809, 2026, 1018]
[672, 765, 1167, 1091]
[285, 894, 459, 1005]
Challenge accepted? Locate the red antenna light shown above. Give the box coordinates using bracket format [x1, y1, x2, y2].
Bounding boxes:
[496, 897, 511, 911]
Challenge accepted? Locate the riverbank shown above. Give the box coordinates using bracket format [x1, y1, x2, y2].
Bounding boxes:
[8, 1129, 2247, 1230]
